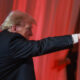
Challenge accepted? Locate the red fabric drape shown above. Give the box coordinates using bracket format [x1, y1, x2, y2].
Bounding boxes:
[0, 0, 80, 80]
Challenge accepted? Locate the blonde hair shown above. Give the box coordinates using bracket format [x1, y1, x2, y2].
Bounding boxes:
[1, 11, 36, 30]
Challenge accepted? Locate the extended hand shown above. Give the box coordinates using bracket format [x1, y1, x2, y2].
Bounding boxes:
[78, 34, 80, 40]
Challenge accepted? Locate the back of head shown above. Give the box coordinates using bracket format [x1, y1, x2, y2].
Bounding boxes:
[1, 11, 36, 30]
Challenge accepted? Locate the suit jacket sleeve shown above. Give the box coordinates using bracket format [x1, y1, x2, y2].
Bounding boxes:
[9, 34, 73, 59]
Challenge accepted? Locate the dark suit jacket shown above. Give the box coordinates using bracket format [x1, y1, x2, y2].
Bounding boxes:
[0, 30, 73, 80]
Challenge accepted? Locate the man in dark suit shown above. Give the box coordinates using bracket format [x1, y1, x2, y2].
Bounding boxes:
[0, 11, 80, 80]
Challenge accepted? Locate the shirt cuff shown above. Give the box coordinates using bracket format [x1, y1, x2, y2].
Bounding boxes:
[72, 34, 79, 44]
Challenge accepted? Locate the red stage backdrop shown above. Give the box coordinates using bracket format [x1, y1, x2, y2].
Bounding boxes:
[0, 0, 80, 80]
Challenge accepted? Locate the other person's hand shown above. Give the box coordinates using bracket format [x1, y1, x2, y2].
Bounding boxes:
[78, 33, 80, 40]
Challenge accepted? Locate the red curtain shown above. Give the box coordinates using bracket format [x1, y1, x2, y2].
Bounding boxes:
[0, 0, 80, 80]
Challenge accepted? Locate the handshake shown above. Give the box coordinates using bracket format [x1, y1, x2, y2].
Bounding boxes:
[78, 34, 80, 39]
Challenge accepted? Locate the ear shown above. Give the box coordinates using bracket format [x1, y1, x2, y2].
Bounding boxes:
[11, 26, 16, 32]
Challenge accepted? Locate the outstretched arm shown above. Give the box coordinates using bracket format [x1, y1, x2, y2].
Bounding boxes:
[9, 34, 80, 59]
